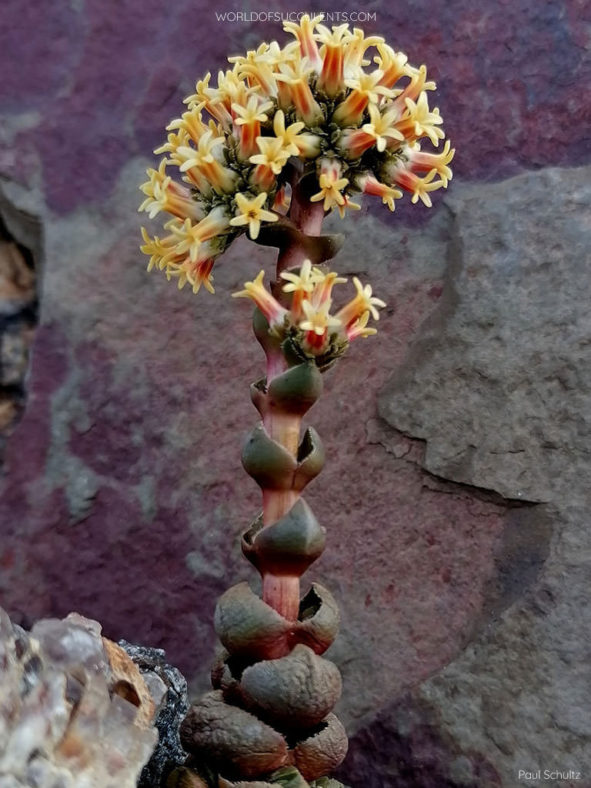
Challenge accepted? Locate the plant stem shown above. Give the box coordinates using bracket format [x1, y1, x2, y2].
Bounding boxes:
[262, 357, 301, 619]
[262, 574, 300, 622]
[276, 195, 325, 276]
[266, 347, 287, 382]
[259, 179, 326, 621]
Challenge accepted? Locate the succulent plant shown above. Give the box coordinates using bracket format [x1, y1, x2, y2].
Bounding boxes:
[139, 13, 452, 786]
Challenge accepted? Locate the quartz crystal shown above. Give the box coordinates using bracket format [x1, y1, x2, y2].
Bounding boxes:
[0, 607, 157, 787]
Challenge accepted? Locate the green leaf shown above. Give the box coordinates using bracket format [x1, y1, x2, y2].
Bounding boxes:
[269, 766, 310, 787]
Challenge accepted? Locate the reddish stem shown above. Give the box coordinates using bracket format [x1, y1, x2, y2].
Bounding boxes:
[262, 574, 300, 622]
[266, 347, 287, 382]
[276, 193, 325, 276]
[260, 175, 326, 621]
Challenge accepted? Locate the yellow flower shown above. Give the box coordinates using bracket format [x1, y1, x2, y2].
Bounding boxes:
[154, 128, 190, 156]
[227, 43, 267, 67]
[177, 131, 236, 193]
[169, 207, 230, 262]
[357, 174, 403, 211]
[283, 13, 323, 69]
[138, 160, 205, 221]
[183, 72, 232, 128]
[310, 160, 350, 212]
[362, 104, 405, 152]
[232, 96, 274, 126]
[400, 92, 445, 146]
[299, 299, 342, 335]
[309, 158, 361, 217]
[177, 129, 223, 167]
[373, 43, 408, 88]
[167, 253, 216, 295]
[315, 23, 352, 47]
[346, 310, 378, 340]
[229, 40, 298, 71]
[280, 259, 319, 295]
[348, 69, 395, 101]
[232, 269, 288, 326]
[385, 165, 445, 207]
[409, 168, 445, 206]
[229, 192, 278, 240]
[271, 110, 306, 156]
[183, 72, 214, 109]
[336, 277, 386, 328]
[333, 70, 395, 125]
[310, 172, 348, 211]
[269, 109, 321, 160]
[261, 39, 301, 68]
[404, 140, 455, 185]
[390, 64, 437, 116]
[233, 96, 275, 159]
[249, 137, 292, 175]
[140, 226, 183, 272]
[166, 108, 210, 146]
[309, 268, 348, 306]
[276, 60, 323, 125]
[316, 23, 351, 97]
[280, 259, 321, 320]
[138, 160, 171, 219]
[299, 299, 343, 353]
[335, 192, 361, 219]
[342, 28, 385, 78]
[216, 67, 253, 108]
[236, 57, 278, 98]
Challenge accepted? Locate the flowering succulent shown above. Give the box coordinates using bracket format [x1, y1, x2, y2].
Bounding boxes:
[233, 262, 384, 368]
[139, 18, 454, 786]
[139, 14, 454, 305]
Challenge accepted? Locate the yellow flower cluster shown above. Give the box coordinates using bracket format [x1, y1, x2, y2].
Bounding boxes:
[233, 261, 386, 359]
[139, 15, 454, 295]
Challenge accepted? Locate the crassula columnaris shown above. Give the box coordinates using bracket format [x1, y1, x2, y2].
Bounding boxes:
[139, 14, 453, 787]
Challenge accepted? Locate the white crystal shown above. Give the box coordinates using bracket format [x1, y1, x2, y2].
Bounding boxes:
[0, 607, 157, 788]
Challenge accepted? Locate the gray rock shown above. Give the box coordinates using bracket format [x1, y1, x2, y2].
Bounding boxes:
[360, 165, 591, 786]
[379, 166, 591, 506]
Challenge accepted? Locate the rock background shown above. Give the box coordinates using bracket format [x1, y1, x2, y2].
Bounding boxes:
[0, 1, 590, 786]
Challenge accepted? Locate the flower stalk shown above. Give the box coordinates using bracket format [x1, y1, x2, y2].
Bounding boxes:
[256, 184, 333, 621]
